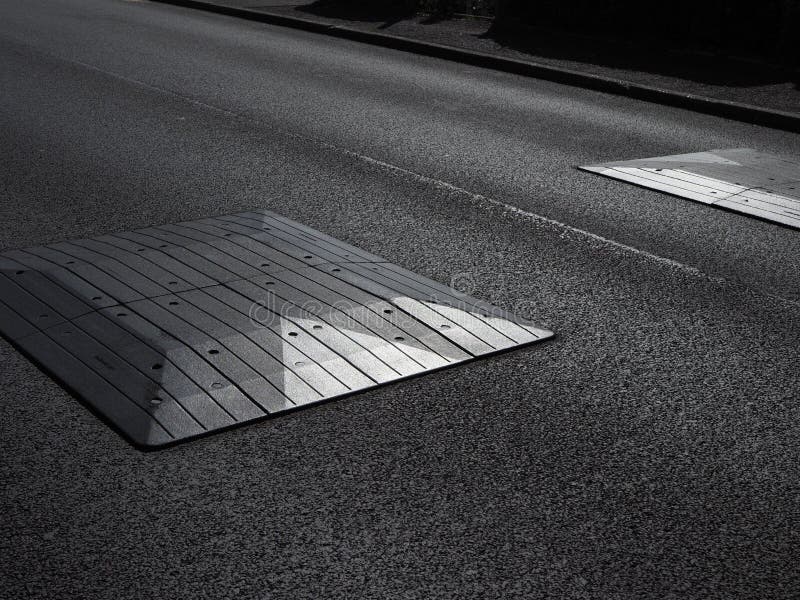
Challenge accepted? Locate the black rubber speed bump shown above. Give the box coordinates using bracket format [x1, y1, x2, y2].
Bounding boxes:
[581, 148, 800, 229]
[0, 210, 553, 448]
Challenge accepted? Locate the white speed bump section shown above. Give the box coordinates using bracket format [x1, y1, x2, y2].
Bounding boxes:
[580, 148, 800, 229]
[0, 210, 553, 449]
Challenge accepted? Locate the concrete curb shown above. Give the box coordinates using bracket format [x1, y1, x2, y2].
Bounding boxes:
[153, 0, 800, 134]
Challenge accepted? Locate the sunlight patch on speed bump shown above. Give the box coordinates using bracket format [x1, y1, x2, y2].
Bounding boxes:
[580, 148, 800, 229]
[0, 210, 553, 448]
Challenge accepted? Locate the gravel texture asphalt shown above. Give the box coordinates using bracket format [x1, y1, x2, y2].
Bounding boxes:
[1, 1, 799, 599]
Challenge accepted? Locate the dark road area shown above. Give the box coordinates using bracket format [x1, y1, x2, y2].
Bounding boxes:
[1, 0, 798, 598]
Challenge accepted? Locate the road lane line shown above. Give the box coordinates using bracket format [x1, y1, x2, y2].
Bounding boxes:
[334, 150, 718, 277]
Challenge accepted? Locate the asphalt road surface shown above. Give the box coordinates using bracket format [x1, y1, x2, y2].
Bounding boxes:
[1, 1, 799, 598]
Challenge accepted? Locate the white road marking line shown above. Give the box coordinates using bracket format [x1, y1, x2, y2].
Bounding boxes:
[335, 149, 717, 278]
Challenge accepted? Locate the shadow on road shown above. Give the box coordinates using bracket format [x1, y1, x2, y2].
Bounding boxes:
[480, 23, 800, 90]
[289, 1, 798, 91]
[296, 0, 417, 29]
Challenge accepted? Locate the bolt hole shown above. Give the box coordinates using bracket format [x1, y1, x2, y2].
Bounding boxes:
[151, 363, 163, 370]
[394, 336, 405, 341]
[66, 261, 75, 265]
[288, 332, 298, 337]
[39, 314, 48, 319]
[150, 397, 163, 406]
[224, 233, 232, 237]
[62, 330, 72, 336]
[440, 324, 451, 329]
[210, 382, 223, 390]
[159, 245, 168, 248]
[15, 270, 24, 275]
[260, 263, 269, 268]
[92, 296, 102, 301]
[294, 361, 304, 367]
[264, 281, 275, 286]
[383, 309, 393, 314]
[303, 255, 312, 259]
[312, 324, 322, 330]
[168, 301, 179, 306]
[332, 268, 341, 272]
[208, 349, 219, 355]
[168, 281, 177, 286]
[137, 248, 145, 252]
[262, 226, 271, 230]
[117, 312, 127, 317]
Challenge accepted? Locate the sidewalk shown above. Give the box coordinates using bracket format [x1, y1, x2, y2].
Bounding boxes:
[161, 0, 800, 122]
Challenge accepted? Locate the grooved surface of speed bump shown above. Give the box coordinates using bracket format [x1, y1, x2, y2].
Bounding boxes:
[580, 148, 800, 229]
[0, 210, 554, 448]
